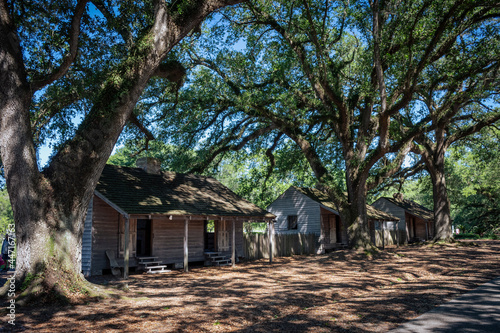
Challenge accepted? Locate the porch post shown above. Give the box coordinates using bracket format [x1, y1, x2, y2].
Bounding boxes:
[405, 217, 409, 245]
[124, 216, 130, 279]
[184, 217, 189, 272]
[395, 221, 399, 247]
[382, 221, 385, 250]
[425, 221, 429, 241]
[232, 219, 236, 267]
[269, 220, 274, 264]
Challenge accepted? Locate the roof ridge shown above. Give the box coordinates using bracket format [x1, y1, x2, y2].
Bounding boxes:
[98, 164, 274, 218]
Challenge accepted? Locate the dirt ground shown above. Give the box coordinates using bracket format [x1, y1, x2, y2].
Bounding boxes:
[2, 240, 500, 332]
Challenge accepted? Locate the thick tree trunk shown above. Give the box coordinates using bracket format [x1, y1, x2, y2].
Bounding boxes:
[342, 171, 372, 249]
[13, 189, 96, 303]
[342, 194, 372, 249]
[421, 124, 454, 243]
[430, 155, 453, 242]
[1, 0, 244, 302]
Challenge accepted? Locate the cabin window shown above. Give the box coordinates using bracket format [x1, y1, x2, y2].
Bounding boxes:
[287, 215, 298, 230]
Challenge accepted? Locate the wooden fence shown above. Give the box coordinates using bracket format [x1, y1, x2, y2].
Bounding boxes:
[372, 229, 406, 247]
[243, 233, 318, 260]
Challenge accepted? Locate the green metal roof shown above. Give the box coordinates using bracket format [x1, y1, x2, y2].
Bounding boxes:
[96, 164, 275, 219]
[293, 187, 399, 221]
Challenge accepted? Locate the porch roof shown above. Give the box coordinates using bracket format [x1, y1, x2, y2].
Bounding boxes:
[293, 187, 399, 221]
[96, 164, 275, 219]
[381, 197, 434, 221]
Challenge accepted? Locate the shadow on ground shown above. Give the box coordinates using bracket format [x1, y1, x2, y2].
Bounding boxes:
[2, 240, 499, 332]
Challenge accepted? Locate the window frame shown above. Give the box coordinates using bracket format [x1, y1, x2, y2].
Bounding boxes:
[287, 215, 298, 230]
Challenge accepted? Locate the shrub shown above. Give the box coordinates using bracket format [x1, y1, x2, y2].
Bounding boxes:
[454, 233, 480, 239]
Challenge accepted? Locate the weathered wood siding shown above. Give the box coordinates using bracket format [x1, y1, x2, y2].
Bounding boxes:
[81, 198, 93, 276]
[371, 198, 407, 242]
[151, 218, 244, 264]
[243, 233, 318, 260]
[411, 214, 430, 240]
[319, 207, 345, 246]
[153, 218, 205, 263]
[91, 195, 121, 275]
[267, 187, 322, 235]
[370, 221, 400, 247]
[89, 195, 247, 274]
[235, 220, 244, 257]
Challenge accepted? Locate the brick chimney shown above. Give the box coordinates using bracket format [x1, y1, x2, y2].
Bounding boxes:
[136, 157, 161, 174]
[393, 192, 404, 201]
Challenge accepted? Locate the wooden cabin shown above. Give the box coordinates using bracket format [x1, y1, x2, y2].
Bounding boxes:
[266, 187, 398, 251]
[82, 159, 274, 276]
[371, 195, 434, 243]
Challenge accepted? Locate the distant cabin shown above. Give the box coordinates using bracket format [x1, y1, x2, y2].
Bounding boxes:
[371, 195, 434, 243]
[266, 187, 399, 252]
[82, 158, 274, 276]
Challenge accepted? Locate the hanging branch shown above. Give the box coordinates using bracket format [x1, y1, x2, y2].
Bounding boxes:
[263, 132, 283, 185]
[31, 0, 89, 91]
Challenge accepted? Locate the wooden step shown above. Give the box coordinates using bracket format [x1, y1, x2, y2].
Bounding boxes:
[204, 251, 233, 267]
[147, 270, 170, 274]
[137, 256, 158, 262]
[145, 265, 169, 273]
[146, 268, 171, 274]
[141, 261, 163, 266]
[145, 265, 167, 269]
[214, 261, 231, 266]
[209, 256, 226, 260]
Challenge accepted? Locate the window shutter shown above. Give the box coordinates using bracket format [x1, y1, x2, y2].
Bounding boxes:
[119, 217, 137, 258]
[130, 219, 137, 257]
[119, 217, 125, 257]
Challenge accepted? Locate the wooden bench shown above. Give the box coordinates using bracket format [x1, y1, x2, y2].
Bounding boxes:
[106, 250, 122, 277]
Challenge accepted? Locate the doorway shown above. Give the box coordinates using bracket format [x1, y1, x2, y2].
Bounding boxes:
[335, 216, 342, 243]
[218, 220, 230, 252]
[204, 220, 215, 252]
[136, 219, 152, 256]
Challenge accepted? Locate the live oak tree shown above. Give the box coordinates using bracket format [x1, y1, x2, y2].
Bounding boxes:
[154, 0, 499, 248]
[382, 126, 500, 237]
[411, 90, 500, 241]
[0, 0, 244, 301]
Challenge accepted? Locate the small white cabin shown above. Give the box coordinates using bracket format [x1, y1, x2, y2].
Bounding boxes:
[267, 187, 398, 251]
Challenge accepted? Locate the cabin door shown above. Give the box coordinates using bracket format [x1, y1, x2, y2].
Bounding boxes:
[204, 220, 215, 252]
[119, 218, 136, 258]
[137, 219, 152, 256]
[335, 216, 342, 243]
[322, 215, 331, 244]
[218, 220, 230, 252]
[329, 215, 337, 243]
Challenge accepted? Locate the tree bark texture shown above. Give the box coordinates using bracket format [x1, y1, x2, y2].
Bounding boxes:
[0, 0, 244, 300]
[417, 123, 454, 243]
[429, 147, 453, 242]
[342, 166, 372, 249]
